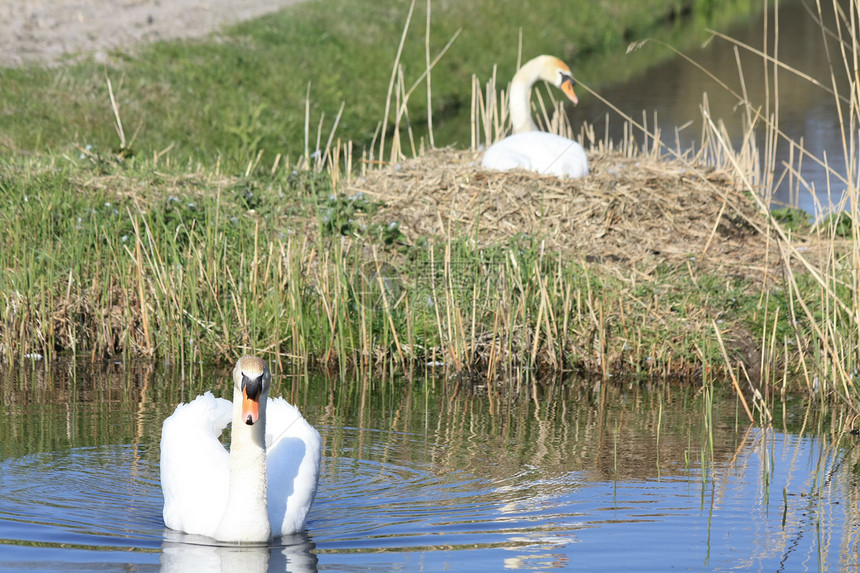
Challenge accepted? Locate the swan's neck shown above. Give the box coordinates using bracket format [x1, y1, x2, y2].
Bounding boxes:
[509, 58, 547, 134]
[214, 390, 270, 543]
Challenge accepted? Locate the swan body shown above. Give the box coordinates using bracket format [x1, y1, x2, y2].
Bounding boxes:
[160, 356, 321, 543]
[482, 132, 589, 179]
[482, 55, 589, 178]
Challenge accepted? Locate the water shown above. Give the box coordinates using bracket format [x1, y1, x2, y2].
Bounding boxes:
[1, 360, 859, 572]
[575, 0, 852, 217]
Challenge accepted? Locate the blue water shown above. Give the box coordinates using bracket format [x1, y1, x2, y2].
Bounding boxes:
[1, 403, 858, 572]
[577, 0, 853, 217]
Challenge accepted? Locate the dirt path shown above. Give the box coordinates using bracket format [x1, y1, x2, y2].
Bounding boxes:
[0, 0, 306, 66]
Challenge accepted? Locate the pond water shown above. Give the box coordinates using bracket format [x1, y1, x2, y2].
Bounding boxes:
[1, 360, 859, 572]
[575, 0, 852, 217]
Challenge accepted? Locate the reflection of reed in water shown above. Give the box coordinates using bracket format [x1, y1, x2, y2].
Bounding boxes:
[4, 362, 860, 569]
[316, 372, 860, 569]
[315, 373, 743, 503]
[403, 380, 744, 483]
[0, 358, 166, 459]
[732, 422, 860, 571]
[311, 373, 745, 565]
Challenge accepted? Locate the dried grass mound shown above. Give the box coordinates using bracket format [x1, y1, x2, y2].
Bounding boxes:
[345, 147, 776, 281]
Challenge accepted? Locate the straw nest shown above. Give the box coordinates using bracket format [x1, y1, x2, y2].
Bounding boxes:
[344, 147, 777, 282]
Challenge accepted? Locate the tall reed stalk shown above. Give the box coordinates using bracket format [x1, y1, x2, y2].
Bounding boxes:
[6, 0, 855, 399]
[638, 0, 860, 409]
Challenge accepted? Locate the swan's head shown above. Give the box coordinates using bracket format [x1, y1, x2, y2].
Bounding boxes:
[543, 56, 579, 106]
[233, 355, 271, 426]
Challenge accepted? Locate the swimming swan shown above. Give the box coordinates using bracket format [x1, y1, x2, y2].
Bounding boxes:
[481, 55, 588, 178]
[160, 355, 321, 543]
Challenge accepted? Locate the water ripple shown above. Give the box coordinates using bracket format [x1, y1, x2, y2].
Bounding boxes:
[1, 413, 852, 572]
[309, 428, 583, 558]
[0, 445, 163, 547]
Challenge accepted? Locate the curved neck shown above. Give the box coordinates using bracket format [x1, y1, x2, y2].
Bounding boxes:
[214, 388, 270, 543]
[509, 57, 550, 134]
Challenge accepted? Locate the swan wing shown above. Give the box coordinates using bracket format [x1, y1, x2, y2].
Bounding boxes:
[481, 142, 535, 172]
[265, 397, 322, 536]
[160, 391, 232, 537]
[482, 132, 588, 178]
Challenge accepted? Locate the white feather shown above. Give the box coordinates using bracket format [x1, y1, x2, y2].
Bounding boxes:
[160, 382, 321, 540]
[482, 132, 588, 178]
[482, 55, 589, 179]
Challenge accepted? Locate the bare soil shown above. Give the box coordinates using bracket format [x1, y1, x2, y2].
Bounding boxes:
[0, 0, 305, 66]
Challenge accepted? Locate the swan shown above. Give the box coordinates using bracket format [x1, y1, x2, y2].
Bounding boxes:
[160, 355, 321, 543]
[481, 55, 589, 178]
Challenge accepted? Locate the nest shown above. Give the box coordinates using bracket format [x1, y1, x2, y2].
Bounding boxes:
[344, 147, 779, 282]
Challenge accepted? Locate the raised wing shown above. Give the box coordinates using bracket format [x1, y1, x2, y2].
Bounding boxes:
[160, 391, 232, 537]
[265, 397, 322, 536]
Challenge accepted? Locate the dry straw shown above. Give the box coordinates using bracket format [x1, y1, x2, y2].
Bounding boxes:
[342, 146, 778, 284]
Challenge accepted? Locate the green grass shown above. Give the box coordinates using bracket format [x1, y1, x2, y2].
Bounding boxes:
[0, 151, 772, 386]
[0, 0, 761, 171]
[5, 0, 860, 411]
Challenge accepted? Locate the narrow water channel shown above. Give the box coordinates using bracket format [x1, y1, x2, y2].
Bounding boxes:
[575, 0, 850, 216]
[0, 360, 858, 571]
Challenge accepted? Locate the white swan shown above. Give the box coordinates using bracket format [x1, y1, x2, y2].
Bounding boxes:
[160, 355, 321, 543]
[481, 55, 589, 178]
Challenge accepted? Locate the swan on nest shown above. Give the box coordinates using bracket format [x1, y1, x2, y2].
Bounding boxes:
[481, 55, 588, 179]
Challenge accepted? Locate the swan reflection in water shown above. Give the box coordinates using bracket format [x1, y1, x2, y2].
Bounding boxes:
[161, 530, 318, 573]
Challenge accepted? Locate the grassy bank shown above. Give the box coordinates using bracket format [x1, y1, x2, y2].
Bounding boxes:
[0, 147, 765, 382]
[2, 0, 860, 416]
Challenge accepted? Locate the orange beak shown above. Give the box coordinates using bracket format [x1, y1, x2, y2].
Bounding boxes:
[560, 77, 579, 105]
[242, 385, 260, 425]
